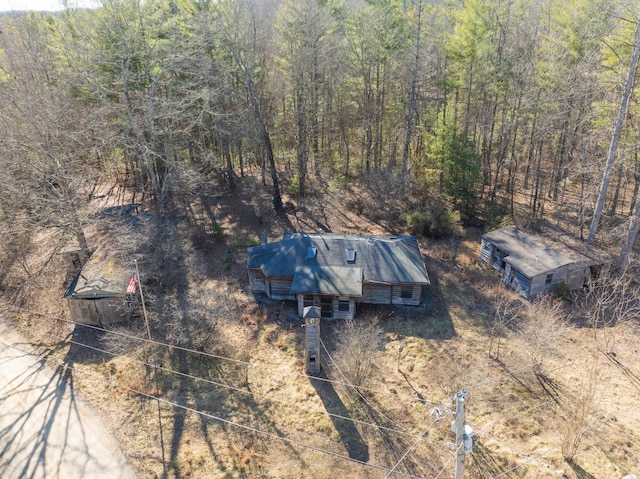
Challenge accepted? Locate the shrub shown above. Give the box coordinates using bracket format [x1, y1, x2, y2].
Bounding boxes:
[402, 203, 463, 239]
[289, 173, 300, 196]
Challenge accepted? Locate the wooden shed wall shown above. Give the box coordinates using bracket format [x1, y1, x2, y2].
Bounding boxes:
[68, 297, 131, 325]
[480, 239, 506, 271]
[269, 276, 295, 300]
[249, 269, 267, 294]
[566, 264, 589, 290]
[362, 283, 392, 304]
[391, 284, 422, 306]
[528, 265, 569, 298]
[479, 239, 494, 264]
[332, 298, 355, 320]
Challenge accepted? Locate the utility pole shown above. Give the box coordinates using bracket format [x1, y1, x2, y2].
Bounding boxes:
[454, 393, 465, 479]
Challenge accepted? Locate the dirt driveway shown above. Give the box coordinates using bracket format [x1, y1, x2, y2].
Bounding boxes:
[0, 320, 136, 479]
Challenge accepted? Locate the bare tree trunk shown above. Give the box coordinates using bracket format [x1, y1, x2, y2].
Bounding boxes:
[236, 57, 283, 211]
[609, 162, 624, 216]
[222, 136, 235, 189]
[402, 0, 423, 173]
[236, 139, 244, 177]
[620, 200, 640, 272]
[295, 86, 308, 197]
[588, 16, 640, 244]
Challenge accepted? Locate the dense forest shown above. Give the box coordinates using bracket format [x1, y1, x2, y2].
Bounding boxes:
[2, 0, 640, 262]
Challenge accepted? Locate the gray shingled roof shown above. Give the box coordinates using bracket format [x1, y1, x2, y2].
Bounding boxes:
[67, 246, 133, 299]
[247, 233, 429, 294]
[482, 226, 574, 278]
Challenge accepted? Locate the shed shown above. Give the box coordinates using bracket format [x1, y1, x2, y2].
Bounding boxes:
[247, 232, 430, 319]
[64, 246, 138, 325]
[480, 225, 613, 299]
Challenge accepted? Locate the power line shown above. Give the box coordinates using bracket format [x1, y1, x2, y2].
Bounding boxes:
[489, 408, 625, 479]
[63, 335, 437, 442]
[1, 300, 452, 409]
[0, 300, 249, 364]
[433, 442, 459, 479]
[384, 417, 441, 479]
[320, 336, 404, 430]
[0, 303, 441, 448]
[0, 339, 426, 479]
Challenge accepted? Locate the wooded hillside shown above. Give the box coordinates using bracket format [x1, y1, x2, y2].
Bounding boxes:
[1, 1, 640, 479]
[2, 0, 640, 250]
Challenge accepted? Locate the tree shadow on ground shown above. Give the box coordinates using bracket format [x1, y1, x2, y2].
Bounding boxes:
[536, 371, 564, 404]
[489, 357, 536, 396]
[566, 458, 597, 479]
[603, 350, 640, 392]
[308, 371, 369, 462]
[468, 437, 514, 478]
[0, 329, 133, 479]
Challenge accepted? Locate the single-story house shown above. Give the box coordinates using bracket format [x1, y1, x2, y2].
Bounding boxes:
[480, 225, 613, 299]
[247, 232, 430, 319]
[64, 246, 138, 325]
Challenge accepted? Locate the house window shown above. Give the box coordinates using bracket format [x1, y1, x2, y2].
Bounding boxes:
[546, 273, 553, 285]
[303, 295, 315, 307]
[338, 300, 350, 312]
[307, 247, 317, 259]
[400, 286, 413, 299]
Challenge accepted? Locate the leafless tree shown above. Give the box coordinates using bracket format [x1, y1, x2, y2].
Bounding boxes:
[518, 294, 568, 376]
[559, 354, 601, 462]
[487, 288, 522, 360]
[578, 272, 640, 353]
[0, 14, 109, 263]
[332, 315, 384, 388]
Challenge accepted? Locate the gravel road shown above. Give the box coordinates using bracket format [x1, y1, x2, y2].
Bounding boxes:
[0, 320, 137, 479]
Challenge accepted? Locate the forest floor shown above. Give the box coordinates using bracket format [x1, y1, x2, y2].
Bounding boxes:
[1, 171, 640, 479]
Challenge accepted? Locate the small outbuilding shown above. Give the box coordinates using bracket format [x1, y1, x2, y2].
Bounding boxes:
[247, 232, 430, 319]
[64, 246, 138, 325]
[480, 225, 613, 299]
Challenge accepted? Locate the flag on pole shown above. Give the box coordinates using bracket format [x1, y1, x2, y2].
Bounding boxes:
[126, 271, 137, 294]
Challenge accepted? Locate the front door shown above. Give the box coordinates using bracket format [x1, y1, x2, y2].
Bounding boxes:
[320, 296, 333, 318]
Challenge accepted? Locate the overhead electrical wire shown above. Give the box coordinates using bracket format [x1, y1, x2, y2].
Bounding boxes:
[1, 299, 448, 445]
[12, 298, 629, 478]
[63, 335, 438, 442]
[383, 416, 442, 479]
[0, 339, 428, 479]
[0, 299, 451, 409]
[0, 300, 249, 365]
[489, 407, 628, 479]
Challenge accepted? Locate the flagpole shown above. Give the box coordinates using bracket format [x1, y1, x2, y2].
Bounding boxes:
[133, 259, 166, 474]
[134, 259, 151, 340]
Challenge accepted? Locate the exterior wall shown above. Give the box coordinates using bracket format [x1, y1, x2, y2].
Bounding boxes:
[479, 239, 494, 264]
[566, 264, 589, 290]
[249, 269, 267, 294]
[297, 294, 355, 320]
[362, 283, 392, 304]
[68, 297, 132, 325]
[332, 297, 355, 320]
[268, 276, 295, 300]
[528, 265, 569, 298]
[480, 239, 506, 271]
[501, 264, 532, 297]
[391, 284, 422, 306]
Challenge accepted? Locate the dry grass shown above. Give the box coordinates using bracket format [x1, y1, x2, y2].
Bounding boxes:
[1, 175, 640, 479]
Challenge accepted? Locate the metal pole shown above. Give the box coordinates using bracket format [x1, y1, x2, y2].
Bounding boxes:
[455, 396, 465, 479]
[134, 259, 166, 474]
[134, 259, 151, 340]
